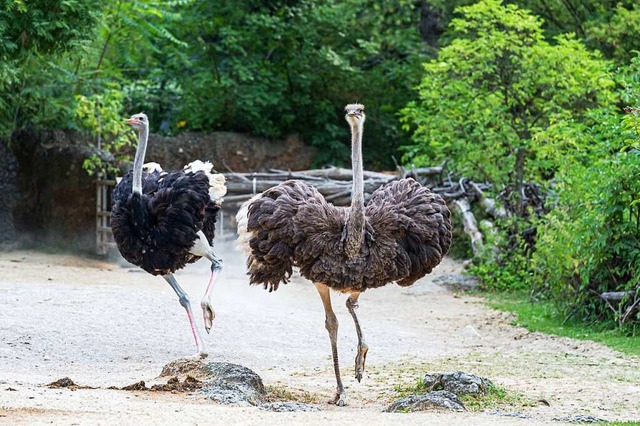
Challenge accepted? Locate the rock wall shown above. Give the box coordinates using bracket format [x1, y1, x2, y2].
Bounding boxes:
[11, 129, 99, 251]
[10, 129, 315, 252]
[146, 132, 314, 172]
[0, 139, 18, 244]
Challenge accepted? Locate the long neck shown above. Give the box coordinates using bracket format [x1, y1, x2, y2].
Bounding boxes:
[131, 126, 149, 194]
[344, 120, 365, 255]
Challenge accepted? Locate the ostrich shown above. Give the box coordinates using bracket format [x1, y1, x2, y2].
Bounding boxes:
[236, 104, 452, 405]
[111, 113, 227, 358]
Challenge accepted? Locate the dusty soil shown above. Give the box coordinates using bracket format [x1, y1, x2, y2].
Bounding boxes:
[0, 242, 639, 425]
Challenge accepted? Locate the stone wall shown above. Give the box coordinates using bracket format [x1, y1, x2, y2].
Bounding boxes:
[9, 128, 315, 252]
[0, 139, 18, 244]
[146, 132, 314, 172]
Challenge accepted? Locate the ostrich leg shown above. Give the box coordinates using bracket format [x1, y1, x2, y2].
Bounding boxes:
[315, 283, 346, 406]
[346, 292, 368, 382]
[163, 274, 208, 359]
[201, 254, 222, 334]
[190, 230, 222, 333]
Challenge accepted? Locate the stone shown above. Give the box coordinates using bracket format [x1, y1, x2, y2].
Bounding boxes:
[384, 390, 465, 412]
[423, 371, 492, 396]
[432, 274, 479, 292]
[260, 402, 321, 412]
[552, 414, 607, 423]
[483, 409, 531, 419]
[199, 362, 266, 406]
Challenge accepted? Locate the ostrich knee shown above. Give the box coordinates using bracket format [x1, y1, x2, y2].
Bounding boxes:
[178, 292, 191, 311]
[325, 312, 339, 337]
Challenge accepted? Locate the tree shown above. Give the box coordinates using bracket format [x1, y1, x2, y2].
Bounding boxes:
[0, 0, 100, 134]
[401, 0, 615, 216]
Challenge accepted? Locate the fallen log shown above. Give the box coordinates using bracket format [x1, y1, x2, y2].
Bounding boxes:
[454, 198, 484, 256]
[270, 166, 396, 182]
[600, 291, 635, 302]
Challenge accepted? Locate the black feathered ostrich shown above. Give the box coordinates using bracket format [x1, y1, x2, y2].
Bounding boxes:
[236, 104, 452, 405]
[111, 113, 227, 358]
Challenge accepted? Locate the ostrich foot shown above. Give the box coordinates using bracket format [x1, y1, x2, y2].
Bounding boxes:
[329, 392, 347, 407]
[201, 301, 215, 334]
[354, 343, 368, 382]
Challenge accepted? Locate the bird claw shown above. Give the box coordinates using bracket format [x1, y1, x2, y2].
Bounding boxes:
[329, 393, 347, 407]
[354, 343, 368, 383]
[201, 301, 215, 334]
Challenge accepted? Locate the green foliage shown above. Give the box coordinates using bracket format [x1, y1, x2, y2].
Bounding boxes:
[0, 0, 100, 132]
[73, 89, 136, 176]
[533, 104, 640, 328]
[402, 0, 617, 296]
[152, 0, 427, 167]
[471, 220, 533, 292]
[402, 0, 615, 206]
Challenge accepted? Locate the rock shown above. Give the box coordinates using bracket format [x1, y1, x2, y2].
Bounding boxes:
[552, 414, 607, 423]
[423, 372, 492, 396]
[432, 274, 479, 292]
[260, 402, 321, 412]
[199, 362, 266, 406]
[384, 390, 465, 412]
[121, 381, 148, 391]
[160, 359, 209, 378]
[47, 377, 76, 388]
[483, 409, 531, 419]
[150, 375, 202, 392]
[459, 325, 482, 339]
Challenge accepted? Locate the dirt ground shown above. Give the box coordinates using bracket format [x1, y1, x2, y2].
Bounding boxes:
[0, 241, 639, 425]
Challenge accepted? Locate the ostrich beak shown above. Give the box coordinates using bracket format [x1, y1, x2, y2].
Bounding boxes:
[125, 118, 137, 125]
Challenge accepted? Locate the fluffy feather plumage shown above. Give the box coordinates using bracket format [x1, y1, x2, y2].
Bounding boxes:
[111, 162, 223, 276]
[236, 178, 451, 292]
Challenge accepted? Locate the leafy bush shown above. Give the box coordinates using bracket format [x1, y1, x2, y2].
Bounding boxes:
[533, 107, 640, 328]
[74, 89, 136, 176]
[401, 0, 617, 293]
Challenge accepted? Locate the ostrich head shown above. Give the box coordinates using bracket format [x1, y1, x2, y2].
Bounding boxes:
[345, 103, 365, 127]
[125, 113, 149, 132]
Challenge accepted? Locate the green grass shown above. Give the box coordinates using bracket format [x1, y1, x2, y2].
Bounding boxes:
[487, 292, 640, 357]
[599, 422, 640, 426]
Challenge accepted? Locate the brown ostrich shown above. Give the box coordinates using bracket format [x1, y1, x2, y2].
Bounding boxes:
[236, 104, 452, 406]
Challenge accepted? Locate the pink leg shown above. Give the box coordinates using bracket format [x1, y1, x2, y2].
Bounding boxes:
[163, 274, 208, 358]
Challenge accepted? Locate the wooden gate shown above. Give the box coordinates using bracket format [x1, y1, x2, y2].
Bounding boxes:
[96, 179, 117, 255]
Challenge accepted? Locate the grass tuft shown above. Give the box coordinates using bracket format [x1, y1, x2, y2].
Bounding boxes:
[264, 385, 321, 404]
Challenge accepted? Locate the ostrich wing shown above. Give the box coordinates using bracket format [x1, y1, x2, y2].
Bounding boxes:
[366, 178, 452, 287]
[239, 180, 344, 291]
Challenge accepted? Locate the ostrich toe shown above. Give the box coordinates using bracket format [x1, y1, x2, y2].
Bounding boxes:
[329, 392, 347, 407]
[201, 301, 215, 334]
[354, 343, 368, 382]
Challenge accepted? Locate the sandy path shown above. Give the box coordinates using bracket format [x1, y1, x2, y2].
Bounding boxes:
[0, 242, 639, 424]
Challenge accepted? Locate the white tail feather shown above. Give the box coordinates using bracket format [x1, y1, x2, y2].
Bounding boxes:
[184, 159, 227, 203]
[235, 195, 261, 254]
[143, 162, 163, 173]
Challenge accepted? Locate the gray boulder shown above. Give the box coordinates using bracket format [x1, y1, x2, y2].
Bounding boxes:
[384, 390, 465, 412]
[423, 371, 492, 396]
